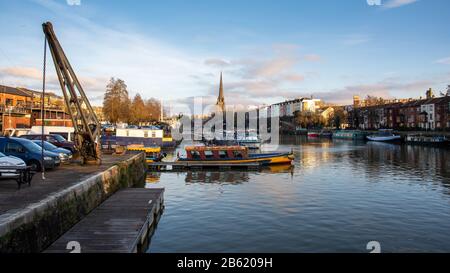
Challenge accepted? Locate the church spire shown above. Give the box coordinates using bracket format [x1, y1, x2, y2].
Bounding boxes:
[216, 72, 225, 112]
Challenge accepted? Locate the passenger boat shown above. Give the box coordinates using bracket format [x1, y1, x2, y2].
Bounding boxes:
[127, 145, 165, 163]
[177, 146, 294, 166]
[366, 129, 402, 142]
[406, 135, 449, 146]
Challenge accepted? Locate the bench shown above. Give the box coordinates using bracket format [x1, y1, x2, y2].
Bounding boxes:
[0, 166, 35, 189]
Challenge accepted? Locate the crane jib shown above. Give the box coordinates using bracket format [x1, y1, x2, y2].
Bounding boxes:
[42, 22, 101, 164]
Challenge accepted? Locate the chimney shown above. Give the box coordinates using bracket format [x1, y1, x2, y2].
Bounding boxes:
[426, 88, 434, 99]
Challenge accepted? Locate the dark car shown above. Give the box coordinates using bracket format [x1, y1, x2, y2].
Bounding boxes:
[32, 140, 72, 163]
[20, 134, 75, 153]
[0, 137, 61, 171]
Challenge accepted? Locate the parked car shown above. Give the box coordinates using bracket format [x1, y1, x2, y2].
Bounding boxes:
[0, 137, 61, 171]
[32, 140, 72, 163]
[20, 134, 75, 153]
[0, 152, 27, 179]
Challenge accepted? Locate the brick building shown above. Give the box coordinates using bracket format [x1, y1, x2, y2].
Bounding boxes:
[0, 85, 32, 133]
[348, 94, 450, 131]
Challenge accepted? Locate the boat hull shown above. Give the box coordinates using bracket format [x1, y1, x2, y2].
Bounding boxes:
[367, 136, 402, 142]
[177, 152, 294, 166]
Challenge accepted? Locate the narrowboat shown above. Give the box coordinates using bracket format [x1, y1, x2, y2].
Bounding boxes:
[307, 132, 320, 138]
[177, 146, 294, 166]
[367, 129, 402, 142]
[406, 135, 449, 146]
[127, 145, 165, 163]
[333, 130, 369, 140]
[102, 126, 178, 149]
[319, 130, 333, 138]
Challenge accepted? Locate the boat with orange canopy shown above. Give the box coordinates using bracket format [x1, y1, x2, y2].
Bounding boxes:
[178, 146, 294, 166]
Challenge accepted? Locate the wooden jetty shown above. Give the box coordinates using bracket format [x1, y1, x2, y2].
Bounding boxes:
[148, 161, 262, 171]
[44, 188, 164, 253]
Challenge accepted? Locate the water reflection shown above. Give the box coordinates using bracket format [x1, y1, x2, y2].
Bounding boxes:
[148, 136, 450, 252]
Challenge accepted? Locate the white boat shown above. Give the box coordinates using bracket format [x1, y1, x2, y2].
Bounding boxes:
[367, 129, 401, 142]
[236, 131, 261, 149]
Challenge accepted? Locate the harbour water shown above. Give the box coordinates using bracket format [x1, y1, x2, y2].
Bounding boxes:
[146, 136, 450, 253]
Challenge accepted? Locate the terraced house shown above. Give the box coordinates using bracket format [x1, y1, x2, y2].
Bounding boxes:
[349, 89, 450, 131]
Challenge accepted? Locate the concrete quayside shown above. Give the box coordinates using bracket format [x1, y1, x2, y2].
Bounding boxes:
[0, 152, 163, 253]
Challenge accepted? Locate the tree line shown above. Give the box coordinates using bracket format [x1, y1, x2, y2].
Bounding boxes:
[102, 78, 161, 125]
[295, 107, 347, 129]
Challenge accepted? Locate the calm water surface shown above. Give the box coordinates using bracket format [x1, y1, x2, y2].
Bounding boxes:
[146, 136, 450, 253]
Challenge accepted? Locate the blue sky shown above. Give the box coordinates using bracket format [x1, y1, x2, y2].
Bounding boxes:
[0, 0, 449, 108]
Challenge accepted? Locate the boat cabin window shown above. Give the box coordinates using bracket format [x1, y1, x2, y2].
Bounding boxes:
[144, 131, 149, 138]
[152, 132, 156, 138]
[233, 150, 244, 159]
[204, 150, 214, 159]
[190, 150, 201, 159]
[218, 150, 227, 159]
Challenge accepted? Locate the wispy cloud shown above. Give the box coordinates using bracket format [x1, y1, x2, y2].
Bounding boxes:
[309, 78, 432, 104]
[303, 54, 322, 62]
[383, 0, 419, 9]
[435, 57, 450, 65]
[341, 34, 370, 46]
[204, 58, 231, 67]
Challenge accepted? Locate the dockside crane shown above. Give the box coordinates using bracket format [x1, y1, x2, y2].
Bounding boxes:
[42, 22, 101, 164]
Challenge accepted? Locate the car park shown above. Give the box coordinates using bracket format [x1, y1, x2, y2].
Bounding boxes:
[32, 140, 72, 163]
[0, 137, 61, 171]
[20, 134, 75, 153]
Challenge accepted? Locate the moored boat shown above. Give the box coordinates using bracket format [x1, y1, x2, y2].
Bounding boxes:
[319, 130, 333, 138]
[307, 132, 320, 138]
[127, 145, 165, 163]
[406, 135, 449, 146]
[367, 129, 402, 142]
[333, 130, 369, 140]
[236, 131, 261, 149]
[177, 146, 294, 166]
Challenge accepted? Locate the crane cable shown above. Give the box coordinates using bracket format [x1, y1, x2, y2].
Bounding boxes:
[41, 37, 47, 180]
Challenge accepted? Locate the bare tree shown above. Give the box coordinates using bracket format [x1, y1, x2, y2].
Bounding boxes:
[103, 78, 130, 124]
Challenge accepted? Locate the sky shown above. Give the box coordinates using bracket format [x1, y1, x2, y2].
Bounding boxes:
[0, 0, 449, 110]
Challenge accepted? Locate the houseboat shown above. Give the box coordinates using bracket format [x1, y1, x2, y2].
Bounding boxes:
[406, 135, 449, 146]
[367, 129, 402, 142]
[102, 126, 178, 149]
[319, 130, 333, 138]
[177, 146, 294, 166]
[307, 132, 320, 138]
[333, 130, 369, 140]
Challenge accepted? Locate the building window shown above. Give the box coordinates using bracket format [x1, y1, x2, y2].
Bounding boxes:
[6, 99, 13, 106]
